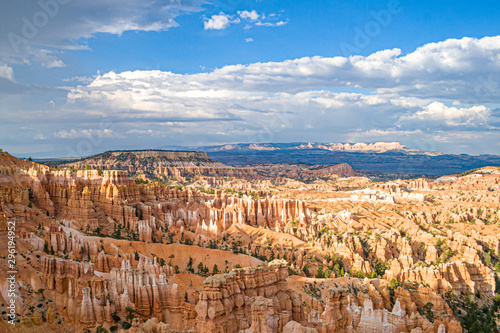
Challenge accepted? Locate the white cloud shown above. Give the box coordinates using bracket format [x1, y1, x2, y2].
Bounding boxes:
[245, 38, 254, 43]
[238, 10, 260, 21]
[204, 9, 287, 31]
[0, 64, 14, 81]
[204, 13, 240, 30]
[126, 129, 164, 137]
[126, 128, 192, 137]
[67, 36, 500, 137]
[361, 129, 424, 136]
[403, 102, 491, 127]
[32, 49, 66, 68]
[6, 35, 500, 155]
[68, 69, 496, 143]
[67, 36, 500, 105]
[45, 60, 66, 68]
[255, 20, 288, 27]
[62, 76, 94, 83]
[54, 129, 123, 139]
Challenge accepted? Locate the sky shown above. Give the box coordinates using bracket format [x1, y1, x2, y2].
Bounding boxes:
[1, 0, 500, 158]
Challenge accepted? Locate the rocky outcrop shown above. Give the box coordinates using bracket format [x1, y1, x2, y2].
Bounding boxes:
[385, 259, 495, 295]
[348, 298, 407, 333]
[311, 163, 358, 177]
[109, 268, 182, 323]
[204, 191, 311, 236]
[241, 300, 274, 333]
[41, 256, 95, 293]
[80, 287, 96, 327]
[320, 287, 351, 332]
[283, 321, 318, 333]
[195, 260, 303, 333]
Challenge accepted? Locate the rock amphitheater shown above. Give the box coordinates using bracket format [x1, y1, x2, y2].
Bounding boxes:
[1, 150, 500, 332]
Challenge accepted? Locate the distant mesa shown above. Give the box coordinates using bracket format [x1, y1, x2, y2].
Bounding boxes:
[188, 141, 500, 176]
[199, 141, 408, 153]
[104, 149, 211, 160]
[61, 149, 254, 181]
[295, 142, 406, 152]
[310, 163, 358, 177]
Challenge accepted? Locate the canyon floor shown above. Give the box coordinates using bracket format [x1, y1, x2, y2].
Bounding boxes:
[1, 150, 500, 332]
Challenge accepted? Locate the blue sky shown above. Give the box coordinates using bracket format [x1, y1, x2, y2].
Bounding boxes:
[1, 0, 500, 157]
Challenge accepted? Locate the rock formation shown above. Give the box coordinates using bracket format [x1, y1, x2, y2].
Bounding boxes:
[195, 260, 303, 333]
[2, 152, 499, 333]
[63, 150, 255, 181]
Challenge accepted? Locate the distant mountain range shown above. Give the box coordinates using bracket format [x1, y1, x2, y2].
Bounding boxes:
[167, 142, 500, 176]
[28, 142, 500, 177]
[193, 142, 412, 153]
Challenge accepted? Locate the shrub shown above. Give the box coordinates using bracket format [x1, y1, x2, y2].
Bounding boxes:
[389, 278, 400, 289]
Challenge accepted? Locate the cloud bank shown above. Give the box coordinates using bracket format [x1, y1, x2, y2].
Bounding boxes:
[4, 35, 500, 156]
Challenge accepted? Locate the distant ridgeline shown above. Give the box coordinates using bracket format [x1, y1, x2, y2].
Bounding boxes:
[190, 142, 500, 176]
[61, 150, 254, 181]
[98, 149, 211, 161]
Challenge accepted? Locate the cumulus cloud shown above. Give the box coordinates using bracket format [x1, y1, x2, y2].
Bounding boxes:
[67, 73, 495, 143]
[403, 102, 492, 127]
[61, 35, 500, 154]
[69, 36, 500, 103]
[6, 35, 500, 156]
[204, 12, 240, 30]
[238, 10, 260, 21]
